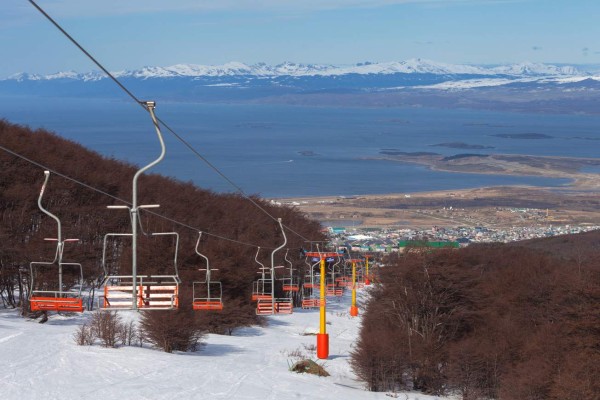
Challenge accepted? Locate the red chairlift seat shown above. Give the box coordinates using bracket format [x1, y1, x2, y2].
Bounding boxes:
[281, 277, 300, 292]
[256, 298, 293, 315]
[302, 297, 324, 308]
[326, 285, 336, 297]
[301, 298, 320, 309]
[251, 278, 273, 301]
[102, 276, 179, 310]
[30, 261, 85, 313]
[193, 300, 223, 311]
[275, 299, 293, 314]
[192, 281, 223, 311]
[30, 295, 84, 312]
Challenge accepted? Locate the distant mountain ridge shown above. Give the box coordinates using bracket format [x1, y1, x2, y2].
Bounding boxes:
[4, 59, 583, 81]
[4, 59, 600, 114]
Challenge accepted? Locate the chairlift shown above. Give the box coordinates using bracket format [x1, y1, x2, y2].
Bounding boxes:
[281, 249, 299, 292]
[192, 232, 223, 311]
[29, 171, 84, 313]
[330, 255, 344, 297]
[356, 264, 366, 289]
[100, 228, 181, 310]
[256, 218, 293, 315]
[301, 257, 321, 308]
[251, 247, 273, 301]
[99, 101, 180, 310]
[324, 254, 341, 297]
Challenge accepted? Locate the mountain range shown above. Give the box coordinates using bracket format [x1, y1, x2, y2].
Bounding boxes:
[3, 59, 600, 113]
[4, 59, 588, 81]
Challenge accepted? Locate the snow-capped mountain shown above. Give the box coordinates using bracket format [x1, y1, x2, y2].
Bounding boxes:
[3, 59, 583, 81]
[3, 59, 599, 114]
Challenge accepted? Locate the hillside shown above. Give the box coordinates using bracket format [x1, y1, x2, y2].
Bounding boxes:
[0, 119, 324, 315]
[0, 290, 449, 400]
[353, 232, 600, 399]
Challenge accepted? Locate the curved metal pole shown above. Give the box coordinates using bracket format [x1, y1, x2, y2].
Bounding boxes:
[304, 253, 312, 287]
[195, 232, 210, 282]
[284, 249, 293, 280]
[255, 247, 266, 280]
[270, 218, 287, 313]
[331, 252, 342, 287]
[131, 101, 165, 310]
[38, 171, 61, 263]
[195, 231, 211, 299]
[37, 171, 64, 294]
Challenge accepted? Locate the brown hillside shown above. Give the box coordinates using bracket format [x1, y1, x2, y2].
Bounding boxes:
[0, 119, 324, 326]
[352, 232, 599, 399]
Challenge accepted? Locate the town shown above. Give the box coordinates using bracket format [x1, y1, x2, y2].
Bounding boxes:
[326, 222, 600, 253]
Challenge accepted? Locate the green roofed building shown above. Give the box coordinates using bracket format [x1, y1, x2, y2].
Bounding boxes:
[398, 240, 459, 252]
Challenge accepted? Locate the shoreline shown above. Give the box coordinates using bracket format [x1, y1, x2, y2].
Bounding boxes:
[271, 184, 600, 229]
[368, 152, 600, 190]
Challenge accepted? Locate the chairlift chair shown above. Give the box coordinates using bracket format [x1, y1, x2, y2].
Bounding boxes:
[99, 219, 181, 310]
[326, 254, 343, 297]
[251, 247, 273, 301]
[301, 258, 321, 308]
[192, 232, 223, 311]
[29, 171, 84, 313]
[99, 102, 180, 311]
[256, 218, 293, 315]
[281, 249, 299, 292]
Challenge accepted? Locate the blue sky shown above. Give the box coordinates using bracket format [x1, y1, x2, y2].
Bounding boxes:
[1, 0, 599, 77]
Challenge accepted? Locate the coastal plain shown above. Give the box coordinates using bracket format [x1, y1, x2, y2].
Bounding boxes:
[275, 186, 600, 229]
[274, 152, 600, 229]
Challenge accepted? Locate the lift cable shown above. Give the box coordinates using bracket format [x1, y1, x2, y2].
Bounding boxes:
[27, 0, 314, 244]
[0, 143, 280, 250]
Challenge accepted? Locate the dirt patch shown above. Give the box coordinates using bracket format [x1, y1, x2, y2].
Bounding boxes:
[290, 359, 330, 377]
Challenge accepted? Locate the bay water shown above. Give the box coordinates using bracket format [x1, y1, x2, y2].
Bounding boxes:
[2, 95, 595, 197]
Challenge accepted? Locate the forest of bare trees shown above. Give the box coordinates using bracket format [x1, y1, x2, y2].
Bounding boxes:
[0, 119, 324, 331]
[351, 236, 599, 399]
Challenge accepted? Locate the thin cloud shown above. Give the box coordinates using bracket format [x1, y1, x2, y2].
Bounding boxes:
[4, 0, 526, 19]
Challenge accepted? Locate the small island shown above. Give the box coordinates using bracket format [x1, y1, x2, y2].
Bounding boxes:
[493, 133, 553, 139]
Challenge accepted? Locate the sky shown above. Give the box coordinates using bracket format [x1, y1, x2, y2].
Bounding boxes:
[1, 0, 600, 77]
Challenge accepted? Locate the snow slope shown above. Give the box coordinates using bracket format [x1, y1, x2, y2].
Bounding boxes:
[0, 292, 448, 400]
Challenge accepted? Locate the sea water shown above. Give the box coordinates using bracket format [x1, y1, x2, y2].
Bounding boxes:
[1, 95, 594, 197]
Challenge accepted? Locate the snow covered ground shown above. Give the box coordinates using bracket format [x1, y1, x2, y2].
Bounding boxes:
[0, 291, 448, 400]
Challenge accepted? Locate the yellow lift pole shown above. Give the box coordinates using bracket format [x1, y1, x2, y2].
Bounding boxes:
[364, 255, 372, 285]
[305, 251, 339, 359]
[350, 259, 359, 317]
